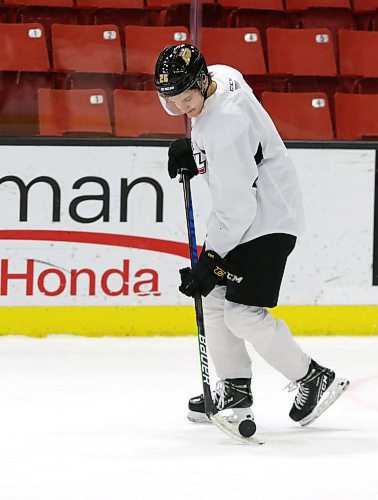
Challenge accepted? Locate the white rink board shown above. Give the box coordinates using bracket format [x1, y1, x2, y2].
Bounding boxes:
[0, 146, 376, 306]
[282, 148, 376, 305]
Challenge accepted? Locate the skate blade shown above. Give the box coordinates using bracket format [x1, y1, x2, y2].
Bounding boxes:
[299, 377, 350, 427]
[187, 407, 253, 425]
[187, 410, 211, 424]
[210, 414, 265, 446]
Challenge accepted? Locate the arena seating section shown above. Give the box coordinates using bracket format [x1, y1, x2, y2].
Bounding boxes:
[0, 0, 377, 139]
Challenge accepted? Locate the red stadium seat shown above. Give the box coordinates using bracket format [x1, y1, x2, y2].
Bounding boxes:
[77, 0, 143, 6]
[114, 90, 186, 137]
[158, 2, 223, 29]
[38, 88, 112, 136]
[267, 28, 337, 75]
[147, 0, 215, 5]
[4, 0, 73, 4]
[339, 29, 378, 78]
[289, 8, 354, 54]
[334, 93, 378, 140]
[219, 0, 284, 36]
[76, 0, 151, 33]
[261, 91, 334, 140]
[285, 0, 350, 9]
[201, 28, 266, 75]
[229, 8, 288, 53]
[267, 29, 341, 105]
[2, 0, 74, 27]
[13, 6, 79, 44]
[51, 24, 124, 122]
[0, 23, 50, 71]
[219, 0, 283, 8]
[0, 23, 51, 136]
[125, 26, 189, 74]
[352, 0, 378, 11]
[352, 0, 378, 29]
[52, 24, 124, 73]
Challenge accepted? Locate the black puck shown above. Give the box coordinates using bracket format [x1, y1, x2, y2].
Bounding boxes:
[238, 419, 256, 438]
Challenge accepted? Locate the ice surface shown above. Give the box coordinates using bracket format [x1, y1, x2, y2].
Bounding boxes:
[0, 335, 377, 500]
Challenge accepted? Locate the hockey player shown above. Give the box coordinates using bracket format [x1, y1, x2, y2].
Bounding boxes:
[154, 44, 349, 429]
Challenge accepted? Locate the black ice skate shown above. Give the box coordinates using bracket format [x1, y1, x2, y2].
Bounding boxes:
[287, 359, 350, 426]
[188, 378, 253, 426]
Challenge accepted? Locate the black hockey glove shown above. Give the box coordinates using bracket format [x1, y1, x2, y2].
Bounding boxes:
[168, 138, 198, 180]
[179, 250, 227, 298]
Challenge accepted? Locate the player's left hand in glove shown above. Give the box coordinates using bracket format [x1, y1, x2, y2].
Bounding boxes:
[168, 138, 198, 179]
[179, 250, 227, 297]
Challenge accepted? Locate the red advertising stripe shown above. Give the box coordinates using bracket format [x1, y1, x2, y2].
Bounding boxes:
[0, 230, 201, 259]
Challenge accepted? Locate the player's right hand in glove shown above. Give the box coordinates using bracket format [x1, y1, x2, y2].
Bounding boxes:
[168, 138, 198, 179]
[179, 250, 227, 297]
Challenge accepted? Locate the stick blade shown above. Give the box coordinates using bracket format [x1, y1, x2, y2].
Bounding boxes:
[210, 414, 265, 445]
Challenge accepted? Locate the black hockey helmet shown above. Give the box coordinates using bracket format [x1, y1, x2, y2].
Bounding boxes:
[154, 44, 210, 98]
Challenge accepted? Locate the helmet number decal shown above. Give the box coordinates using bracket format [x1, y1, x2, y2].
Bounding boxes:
[159, 74, 169, 83]
[179, 47, 191, 65]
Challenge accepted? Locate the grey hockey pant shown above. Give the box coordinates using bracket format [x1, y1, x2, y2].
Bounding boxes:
[202, 286, 310, 381]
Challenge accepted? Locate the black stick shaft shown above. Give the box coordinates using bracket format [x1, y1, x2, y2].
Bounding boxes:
[181, 174, 216, 416]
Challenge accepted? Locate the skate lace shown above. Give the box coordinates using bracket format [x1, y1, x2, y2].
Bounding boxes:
[284, 381, 298, 393]
[215, 380, 226, 410]
[294, 385, 310, 409]
[284, 381, 309, 410]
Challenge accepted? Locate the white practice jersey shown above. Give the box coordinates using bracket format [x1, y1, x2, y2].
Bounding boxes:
[191, 65, 305, 258]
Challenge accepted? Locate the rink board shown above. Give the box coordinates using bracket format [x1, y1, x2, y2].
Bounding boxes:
[0, 305, 377, 336]
[0, 145, 377, 336]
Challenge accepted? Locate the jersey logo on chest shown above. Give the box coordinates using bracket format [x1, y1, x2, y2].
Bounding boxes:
[194, 148, 207, 174]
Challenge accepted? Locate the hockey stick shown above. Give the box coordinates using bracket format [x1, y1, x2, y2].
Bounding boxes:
[180, 172, 264, 445]
[180, 171, 215, 418]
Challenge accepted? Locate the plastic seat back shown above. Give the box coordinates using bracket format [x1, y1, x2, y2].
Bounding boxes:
[339, 29, 378, 78]
[114, 90, 186, 137]
[202, 28, 266, 75]
[4, 0, 72, 5]
[147, 0, 215, 5]
[261, 91, 334, 139]
[352, 0, 378, 11]
[52, 24, 124, 73]
[14, 6, 79, 43]
[125, 26, 189, 73]
[161, 2, 223, 28]
[77, 0, 143, 6]
[0, 23, 49, 71]
[289, 6, 354, 54]
[267, 28, 336, 75]
[286, 0, 350, 9]
[219, 0, 283, 8]
[38, 88, 112, 136]
[229, 9, 289, 54]
[334, 93, 378, 140]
